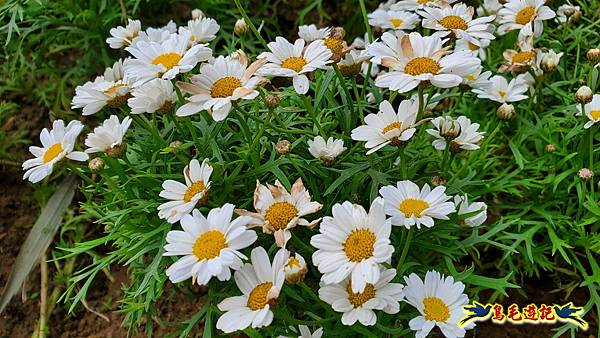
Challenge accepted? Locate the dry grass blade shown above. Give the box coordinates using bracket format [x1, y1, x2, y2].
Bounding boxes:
[0, 174, 77, 314]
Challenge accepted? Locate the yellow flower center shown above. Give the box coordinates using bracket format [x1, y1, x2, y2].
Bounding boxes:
[515, 6, 536, 25]
[211, 76, 242, 98]
[382, 121, 402, 134]
[43, 143, 64, 163]
[286, 257, 301, 268]
[399, 198, 429, 218]
[324, 37, 344, 60]
[418, 0, 431, 4]
[184, 180, 206, 202]
[423, 296, 450, 322]
[439, 15, 468, 30]
[404, 57, 440, 76]
[264, 201, 298, 230]
[281, 56, 307, 73]
[499, 90, 506, 98]
[512, 51, 536, 64]
[151, 52, 183, 70]
[347, 282, 376, 308]
[104, 83, 127, 95]
[157, 100, 174, 114]
[468, 42, 479, 51]
[247, 282, 273, 310]
[590, 110, 600, 120]
[192, 230, 227, 260]
[465, 74, 477, 81]
[389, 18, 403, 28]
[343, 228, 376, 262]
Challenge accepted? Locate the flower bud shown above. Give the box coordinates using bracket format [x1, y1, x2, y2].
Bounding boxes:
[545, 144, 556, 153]
[284, 253, 308, 284]
[541, 50, 562, 72]
[569, 9, 582, 24]
[497, 103, 516, 121]
[88, 157, 105, 173]
[265, 94, 280, 109]
[106, 143, 127, 158]
[191, 9, 204, 20]
[436, 116, 460, 140]
[275, 140, 291, 154]
[576, 86, 593, 104]
[234, 18, 248, 36]
[587, 49, 600, 63]
[431, 176, 446, 187]
[578, 168, 594, 181]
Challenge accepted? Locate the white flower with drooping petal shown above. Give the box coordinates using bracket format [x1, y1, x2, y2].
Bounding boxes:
[184, 17, 220, 44]
[22, 120, 88, 183]
[176, 51, 266, 120]
[497, 0, 556, 40]
[257, 37, 332, 94]
[310, 198, 394, 293]
[124, 31, 212, 86]
[419, 3, 496, 42]
[368, 9, 420, 31]
[455, 38, 491, 61]
[403, 270, 474, 338]
[369, 32, 481, 93]
[577, 94, 600, 129]
[298, 24, 331, 43]
[84, 115, 132, 155]
[379, 180, 455, 228]
[216, 247, 287, 333]
[163, 204, 257, 285]
[128, 78, 178, 114]
[427, 116, 485, 152]
[235, 178, 322, 248]
[391, 0, 460, 12]
[454, 195, 487, 227]
[307, 136, 346, 163]
[157, 159, 213, 223]
[71, 59, 132, 116]
[477, 0, 502, 17]
[351, 99, 418, 155]
[556, 1, 580, 24]
[319, 268, 404, 326]
[472, 74, 529, 103]
[106, 19, 141, 49]
[461, 67, 492, 89]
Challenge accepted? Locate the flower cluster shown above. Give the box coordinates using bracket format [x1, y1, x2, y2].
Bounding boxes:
[22, 0, 595, 336]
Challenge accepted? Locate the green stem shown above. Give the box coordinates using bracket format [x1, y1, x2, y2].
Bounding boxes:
[396, 228, 414, 273]
[233, 0, 268, 49]
[358, 0, 373, 42]
[417, 85, 425, 119]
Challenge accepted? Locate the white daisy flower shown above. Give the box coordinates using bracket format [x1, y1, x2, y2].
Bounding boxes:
[257, 37, 332, 94]
[379, 180, 455, 228]
[132, 21, 178, 45]
[427, 116, 485, 152]
[176, 51, 266, 120]
[370, 32, 481, 93]
[278, 325, 323, 338]
[556, 1, 580, 24]
[284, 252, 308, 284]
[157, 159, 213, 224]
[455, 38, 491, 61]
[419, 3, 496, 42]
[124, 31, 212, 86]
[368, 9, 420, 31]
[71, 59, 132, 116]
[307, 136, 346, 165]
[22, 120, 88, 183]
[391, 0, 460, 12]
[184, 17, 220, 44]
[477, 0, 502, 17]
[403, 270, 473, 338]
[84, 115, 132, 157]
[235, 178, 322, 248]
[106, 19, 141, 49]
[338, 49, 371, 77]
[351, 99, 418, 155]
[454, 195, 487, 227]
[128, 78, 178, 114]
[497, 0, 556, 40]
[298, 24, 331, 43]
[577, 94, 600, 129]
[310, 198, 394, 293]
[460, 67, 492, 89]
[472, 74, 528, 103]
[163, 204, 257, 285]
[216, 247, 287, 333]
[319, 268, 404, 326]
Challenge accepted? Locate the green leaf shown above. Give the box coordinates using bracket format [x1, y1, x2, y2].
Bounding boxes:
[0, 175, 77, 313]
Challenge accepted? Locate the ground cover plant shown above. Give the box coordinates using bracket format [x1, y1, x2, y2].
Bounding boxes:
[2, 0, 600, 337]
